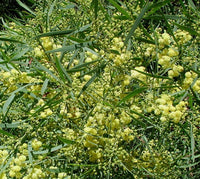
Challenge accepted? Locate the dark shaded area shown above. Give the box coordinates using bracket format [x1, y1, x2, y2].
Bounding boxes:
[0, 0, 36, 29]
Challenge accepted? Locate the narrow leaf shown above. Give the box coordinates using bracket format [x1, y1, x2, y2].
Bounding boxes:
[125, 2, 151, 44]
[146, 0, 171, 17]
[33, 144, 67, 155]
[57, 136, 76, 144]
[0, 37, 25, 44]
[11, 83, 32, 94]
[28, 141, 33, 164]
[179, 161, 200, 168]
[35, 61, 61, 82]
[47, 44, 76, 53]
[188, 0, 200, 16]
[55, 56, 72, 84]
[36, 29, 74, 38]
[41, 79, 49, 95]
[135, 37, 155, 44]
[190, 125, 195, 162]
[129, 110, 158, 128]
[0, 129, 16, 138]
[47, 42, 93, 53]
[98, 1, 111, 21]
[78, 74, 97, 98]
[16, 0, 36, 16]
[174, 23, 200, 36]
[107, 0, 130, 19]
[3, 93, 15, 115]
[116, 87, 147, 106]
[68, 59, 99, 71]
[133, 68, 171, 79]
[11, 47, 30, 60]
[145, 14, 187, 20]
[0, 122, 22, 128]
[91, 0, 98, 19]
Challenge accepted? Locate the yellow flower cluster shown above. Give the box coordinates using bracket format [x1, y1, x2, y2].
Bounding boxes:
[0, 150, 8, 165]
[34, 37, 61, 59]
[136, 141, 174, 177]
[9, 155, 26, 178]
[154, 94, 188, 123]
[144, 44, 156, 57]
[23, 167, 45, 179]
[168, 64, 184, 79]
[108, 37, 132, 66]
[183, 71, 200, 92]
[32, 139, 42, 151]
[175, 30, 192, 44]
[131, 66, 147, 82]
[40, 108, 53, 118]
[0, 69, 39, 93]
[80, 104, 136, 163]
[0, 172, 7, 179]
[158, 32, 171, 48]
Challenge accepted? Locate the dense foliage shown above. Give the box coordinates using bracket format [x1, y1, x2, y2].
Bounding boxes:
[0, 0, 200, 178]
[0, 0, 36, 28]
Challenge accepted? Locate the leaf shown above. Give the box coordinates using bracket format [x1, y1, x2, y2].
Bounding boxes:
[31, 92, 62, 118]
[71, 24, 91, 35]
[98, 1, 111, 22]
[16, 0, 36, 16]
[188, 0, 200, 16]
[66, 68, 86, 73]
[125, 2, 151, 44]
[129, 110, 159, 129]
[3, 93, 15, 115]
[91, 0, 99, 19]
[107, 0, 131, 19]
[57, 136, 76, 144]
[145, 14, 187, 20]
[174, 23, 200, 36]
[68, 163, 97, 167]
[78, 74, 97, 98]
[68, 59, 99, 71]
[0, 37, 25, 44]
[135, 37, 155, 44]
[68, 36, 88, 43]
[0, 129, 16, 138]
[178, 161, 200, 168]
[77, 23, 91, 32]
[11, 47, 30, 60]
[127, 112, 147, 127]
[33, 144, 67, 155]
[133, 68, 171, 79]
[116, 87, 147, 106]
[36, 29, 74, 38]
[48, 0, 57, 17]
[113, 15, 130, 20]
[60, 3, 76, 10]
[34, 60, 61, 83]
[50, 144, 67, 152]
[28, 141, 33, 164]
[11, 83, 33, 94]
[55, 56, 72, 84]
[47, 41, 93, 53]
[190, 125, 195, 162]
[146, 0, 171, 17]
[0, 154, 13, 174]
[0, 122, 22, 128]
[47, 44, 76, 53]
[41, 79, 49, 96]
